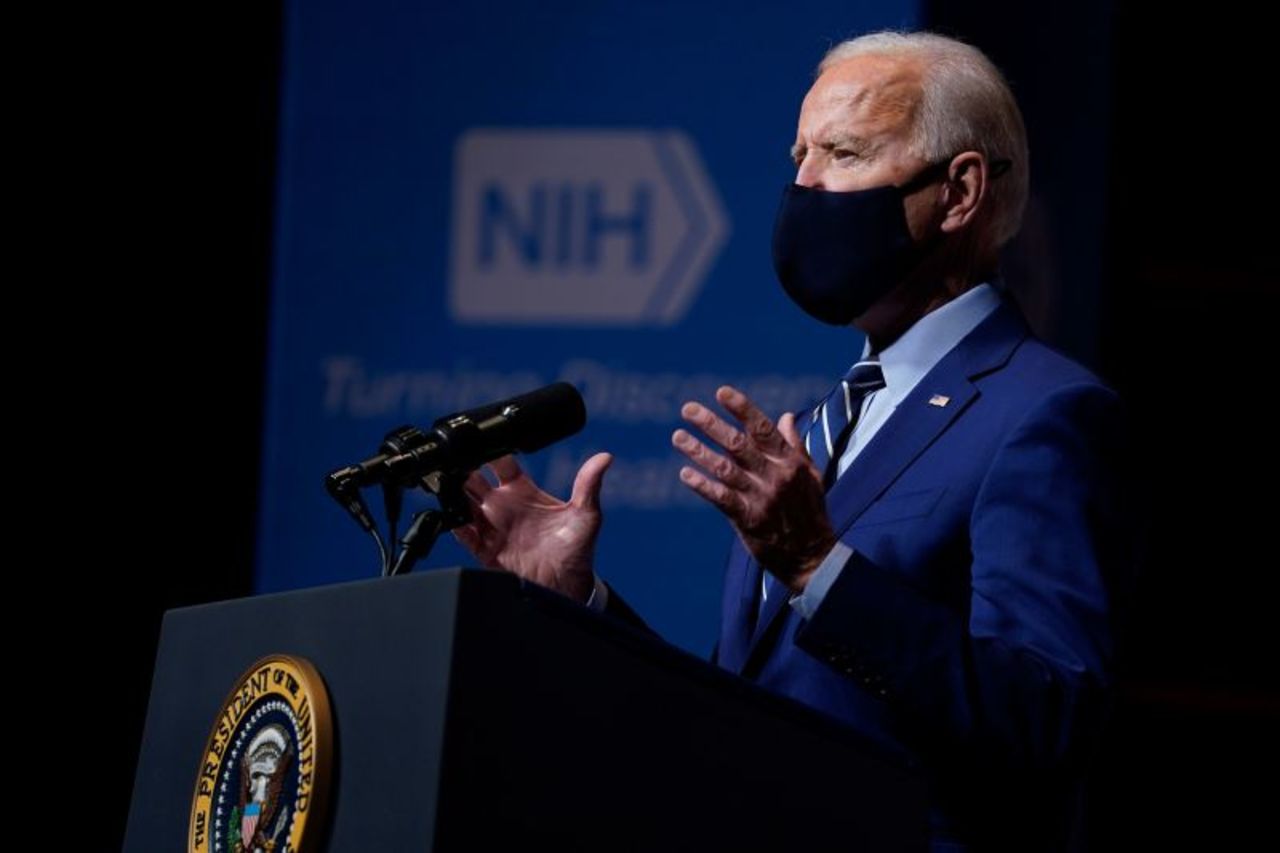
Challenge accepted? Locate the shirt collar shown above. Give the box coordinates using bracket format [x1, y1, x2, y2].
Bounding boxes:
[859, 282, 1004, 400]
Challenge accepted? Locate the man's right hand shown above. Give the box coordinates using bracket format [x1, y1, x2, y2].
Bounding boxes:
[451, 452, 613, 603]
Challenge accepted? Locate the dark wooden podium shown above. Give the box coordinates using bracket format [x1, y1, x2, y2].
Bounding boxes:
[125, 568, 926, 851]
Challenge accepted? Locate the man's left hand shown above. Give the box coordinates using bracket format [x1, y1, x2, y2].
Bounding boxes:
[673, 385, 834, 592]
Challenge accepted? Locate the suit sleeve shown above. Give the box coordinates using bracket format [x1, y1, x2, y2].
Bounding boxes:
[794, 381, 1138, 772]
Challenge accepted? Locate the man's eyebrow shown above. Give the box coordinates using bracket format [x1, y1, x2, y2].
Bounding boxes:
[826, 133, 872, 152]
[790, 134, 873, 162]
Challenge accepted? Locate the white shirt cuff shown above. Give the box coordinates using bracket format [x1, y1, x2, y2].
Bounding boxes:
[584, 573, 609, 613]
[789, 540, 854, 621]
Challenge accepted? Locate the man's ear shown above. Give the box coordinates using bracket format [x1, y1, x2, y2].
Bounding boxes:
[939, 151, 988, 235]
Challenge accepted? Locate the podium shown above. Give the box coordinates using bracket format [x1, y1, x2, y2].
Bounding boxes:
[126, 568, 927, 851]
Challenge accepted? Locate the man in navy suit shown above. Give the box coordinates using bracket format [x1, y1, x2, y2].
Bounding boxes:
[454, 31, 1137, 852]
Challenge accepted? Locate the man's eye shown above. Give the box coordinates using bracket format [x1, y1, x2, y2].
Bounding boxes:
[833, 149, 857, 160]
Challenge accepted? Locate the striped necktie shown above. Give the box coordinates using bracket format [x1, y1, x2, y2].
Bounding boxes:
[804, 357, 886, 488]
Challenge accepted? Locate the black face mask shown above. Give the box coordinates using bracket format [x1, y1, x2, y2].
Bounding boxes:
[770, 158, 962, 326]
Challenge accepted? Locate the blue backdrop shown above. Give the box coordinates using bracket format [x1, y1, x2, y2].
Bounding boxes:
[258, 0, 920, 654]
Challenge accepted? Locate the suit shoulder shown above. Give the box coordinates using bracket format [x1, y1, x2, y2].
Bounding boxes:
[999, 335, 1117, 399]
[969, 333, 1127, 447]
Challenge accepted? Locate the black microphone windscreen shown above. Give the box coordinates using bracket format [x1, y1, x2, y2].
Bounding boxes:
[432, 382, 586, 458]
[501, 382, 586, 453]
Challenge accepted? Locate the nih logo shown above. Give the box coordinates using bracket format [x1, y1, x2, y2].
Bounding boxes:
[449, 129, 729, 326]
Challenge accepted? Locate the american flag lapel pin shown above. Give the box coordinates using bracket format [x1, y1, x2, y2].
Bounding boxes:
[928, 394, 950, 407]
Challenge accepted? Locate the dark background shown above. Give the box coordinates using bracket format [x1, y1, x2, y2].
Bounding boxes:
[86, 2, 1276, 847]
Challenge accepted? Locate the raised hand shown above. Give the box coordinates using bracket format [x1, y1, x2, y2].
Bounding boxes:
[452, 452, 613, 603]
[673, 386, 833, 592]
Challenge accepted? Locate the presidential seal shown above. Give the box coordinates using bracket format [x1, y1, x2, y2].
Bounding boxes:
[189, 655, 333, 853]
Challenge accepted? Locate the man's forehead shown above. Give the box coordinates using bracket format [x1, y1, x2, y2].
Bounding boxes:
[800, 54, 923, 132]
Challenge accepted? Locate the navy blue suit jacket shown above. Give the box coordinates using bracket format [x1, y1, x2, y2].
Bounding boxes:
[710, 296, 1138, 850]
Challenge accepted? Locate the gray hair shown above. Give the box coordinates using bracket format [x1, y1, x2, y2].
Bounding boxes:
[820, 32, 1030, 249]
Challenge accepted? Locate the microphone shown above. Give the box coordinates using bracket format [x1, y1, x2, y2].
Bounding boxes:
[378, 424, 431, 539]
[326, 382, 586, 492]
